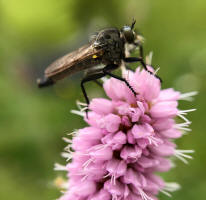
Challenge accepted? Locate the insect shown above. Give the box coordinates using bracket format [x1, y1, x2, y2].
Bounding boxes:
[37, 20, 161, 109]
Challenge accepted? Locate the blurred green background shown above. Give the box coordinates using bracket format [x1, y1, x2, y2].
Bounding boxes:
[0, 0, 205, 199]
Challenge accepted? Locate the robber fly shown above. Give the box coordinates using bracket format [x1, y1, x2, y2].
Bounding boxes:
[37, 20, 161, 107]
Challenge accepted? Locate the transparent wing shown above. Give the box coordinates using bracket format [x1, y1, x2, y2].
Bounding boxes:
[45, 44, 103, 77]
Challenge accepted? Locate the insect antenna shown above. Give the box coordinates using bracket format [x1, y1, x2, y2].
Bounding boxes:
[131, 19, 136, 30]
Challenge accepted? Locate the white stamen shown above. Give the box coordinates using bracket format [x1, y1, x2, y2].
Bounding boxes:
[81, 174, 89, 182]
[177, 126, 191, 132]
[174, 122, 192, 132]
[71, 110, 85, 117]
[178, 109, 196, 114]
[160, 182, 180, 197]
[103, 173, 110, 178]
[179, 91, 198, 101]
[61, 152, 73, 161]
[121, 64, 127, 74]
[138, 188, 154, 200]
[176, 149, 195, 153]
[64, 144, 73, 153]
[146, 51, 153, 66]
[160, 189, 172, 197]
[83, 158, 94, 169]
[76, 100, 87, 107]
[177, 109, 196, 123]
[111, 174, 116, 185]
[67, 130, 78, 136]
[177, 113, 190, 123]
[164, 182, 181, 192]
[123, 69, 130, 81]
[76, 100, 88, 113]
[176, 121, 191, 127]
[154, 67, 160, 75]
[80, 106, 88, 112]
[62, 137, 72, 144]
[174, 149, 194, 164]
[54, 163, 67, 171]
[148, 135, 161, 147]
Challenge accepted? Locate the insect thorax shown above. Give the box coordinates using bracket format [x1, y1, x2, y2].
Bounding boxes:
[94, 28, 125, 65]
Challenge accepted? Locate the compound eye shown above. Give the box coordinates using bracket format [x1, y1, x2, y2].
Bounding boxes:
[105, 34, 111, 39]
[123, 27, 131, 32]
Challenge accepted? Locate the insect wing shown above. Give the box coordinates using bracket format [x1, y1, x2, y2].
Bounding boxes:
[45, 44, 103, 78]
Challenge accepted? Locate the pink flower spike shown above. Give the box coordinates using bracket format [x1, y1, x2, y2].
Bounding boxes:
[58, 67, 195, 200]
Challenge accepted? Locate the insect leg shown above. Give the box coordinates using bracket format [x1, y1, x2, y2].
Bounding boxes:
[81, 72, 106, 115]
[139, 44, 144, 58]
[103, 64, 137, 96]
[124, 57, 162, 82]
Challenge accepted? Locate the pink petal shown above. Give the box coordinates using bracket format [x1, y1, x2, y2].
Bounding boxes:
[90, 189, 111, 200]
[137, 138, 150, 149]
[104, 179, 124, 196]
[121, 115, 132, 127]
[78, 127, 103, 140]
[112, 131, 127, 145]
[122, 168, 141, 187]
[89, 98, 114, 115]
[103, 78, 136, 104]
[90, 146, 113, 161]
[132, 68, 161, 101]
[150, 143, 175, 156]
[157, 88, 180, 101]
[150, 101, 178, 118]
[138, 156, 159, 168]
[160, 128, 182, 138]
[127, 130, 136, 144]
[132, 124, 153, 139]
[98, 114, 121, 132]
[153, 118, 175, 131]
[71, 181, 96, 197]
[120, 145, 142, 162]
[153, 157, 172, 172]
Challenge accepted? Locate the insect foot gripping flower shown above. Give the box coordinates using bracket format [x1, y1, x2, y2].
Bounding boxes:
[56, 66, 196, 200]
